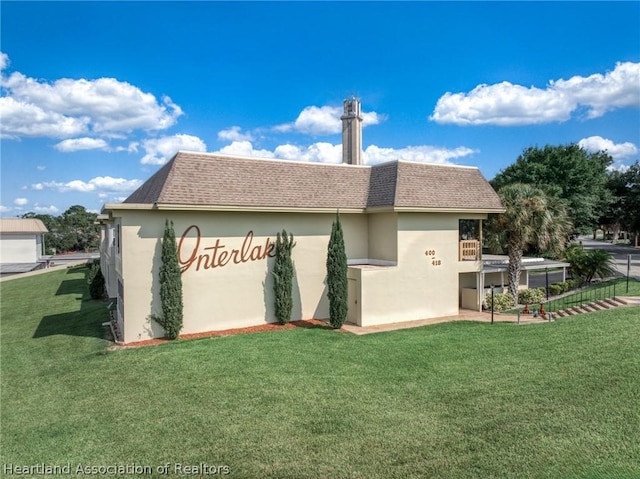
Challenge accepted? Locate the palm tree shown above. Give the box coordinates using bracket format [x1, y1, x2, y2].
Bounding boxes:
[563, 245, 616, 284]
[486, 184, 572, 303]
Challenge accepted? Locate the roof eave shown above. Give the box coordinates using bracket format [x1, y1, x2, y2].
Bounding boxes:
[105, 202, 366, 214]
[392, 206, 506, 214]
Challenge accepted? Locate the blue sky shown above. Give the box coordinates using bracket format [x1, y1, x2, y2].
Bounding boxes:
[1, 1, 639, 216]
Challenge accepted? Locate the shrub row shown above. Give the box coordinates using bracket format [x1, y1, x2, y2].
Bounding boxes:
[548, 279, 582, 297]
[516, 279, 583, 305]
[518, 287, 545, 305]
[485, 291, 515, 312]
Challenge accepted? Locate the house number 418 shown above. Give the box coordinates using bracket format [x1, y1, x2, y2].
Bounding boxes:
[425, 249, 442, 266]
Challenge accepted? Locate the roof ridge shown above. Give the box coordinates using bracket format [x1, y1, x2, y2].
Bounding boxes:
[177, 150, 371, 169]
[124, 155, 177, 204]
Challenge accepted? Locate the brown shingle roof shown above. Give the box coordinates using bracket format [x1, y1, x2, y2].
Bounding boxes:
[0, 218, 48, 233]
[124, 151, 503, 212]
[394, 161, 503, 209]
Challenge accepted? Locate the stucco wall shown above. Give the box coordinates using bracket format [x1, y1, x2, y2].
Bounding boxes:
[367, 213, 398, 262]
[113, 208, 488, 342]
[352, 213, 462, 326]
[117, 210, 368, 342]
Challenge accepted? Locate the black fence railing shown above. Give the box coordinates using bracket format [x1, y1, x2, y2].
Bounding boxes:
[521, 281, 618, 315]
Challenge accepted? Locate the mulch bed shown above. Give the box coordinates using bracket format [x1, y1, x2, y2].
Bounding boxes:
[109, 319, 340, 349]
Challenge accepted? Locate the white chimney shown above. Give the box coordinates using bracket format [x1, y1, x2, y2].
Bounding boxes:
[341, 97, 363, 165]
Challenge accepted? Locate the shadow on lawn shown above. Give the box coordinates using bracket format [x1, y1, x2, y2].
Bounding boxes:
[33, 266, 107, 340]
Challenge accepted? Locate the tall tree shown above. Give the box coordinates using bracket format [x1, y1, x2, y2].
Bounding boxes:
[61, 205, 100, 251]
[609, 161, 640, 246]
[326, 211, 348, 329]
[485, 184, 572, 303]
[625, 162, 640, 246]
[21, 212, 60, 254]
[491, 144, 612, 234]
[157, 219, 184, 339]
[272, 230, 296, 325]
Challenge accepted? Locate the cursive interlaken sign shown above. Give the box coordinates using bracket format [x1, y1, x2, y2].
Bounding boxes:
[178, 225, 275, 273]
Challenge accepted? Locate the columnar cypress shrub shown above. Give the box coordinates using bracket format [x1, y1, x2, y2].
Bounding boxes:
[158, 219, 183, 339]
[89, 262, 105, 300]
[326, 211, 348, 329]
[272, 230, 296, 325]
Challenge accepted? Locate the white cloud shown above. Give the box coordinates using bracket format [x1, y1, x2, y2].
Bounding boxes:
[275, 104, 383, 135]
[289, 106, 342, 135]
[553, 62, 640, 119]
[0, 205, 12, 213]
[36, 165, 46, 171]
[364, 145, 477, 165]
[0, 96, 89, 138]
[216, 141, 276, 159]
[141, 134, 207, 165]
[578, 136, 638, 160]
[218, 126, 253, 142]
[431, 61, 640, 126]
[54, 137, 109, 152]
[30, 176, 142, 194]
[0, 53, 183, 139]
[274, 142, 342, 163]
[0, 52, 9, 71]
[214, 140, 474, 166]
[13, 198, 28, 206]
[114, 142, 139, 153]
[33, 204, 59, 214]
[88, 176, 143, 192]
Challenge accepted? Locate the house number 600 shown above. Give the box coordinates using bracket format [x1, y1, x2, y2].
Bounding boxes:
[424, 249, 436, 256]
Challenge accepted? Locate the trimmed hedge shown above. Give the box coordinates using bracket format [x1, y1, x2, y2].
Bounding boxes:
[549, 283, 564, 296]
[485, 291, 515, 312]
[517, 287, 545, 305]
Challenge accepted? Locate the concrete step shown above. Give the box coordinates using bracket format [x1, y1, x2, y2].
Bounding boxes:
[604, 298, 624, 307]
[615, 296, 640, 306]
[595, 300, 613, 309]
[539, 295, 637, 320]
[588, 302, 607, 311]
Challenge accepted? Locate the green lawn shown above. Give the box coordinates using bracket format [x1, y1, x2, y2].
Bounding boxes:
[2, 266, 639, 478]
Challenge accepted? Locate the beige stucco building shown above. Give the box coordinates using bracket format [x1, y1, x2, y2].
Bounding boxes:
[100, 99, 504, 343]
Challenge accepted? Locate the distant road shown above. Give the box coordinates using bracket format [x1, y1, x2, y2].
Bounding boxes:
[49, 252, 100, 266]
[577, 237, 640, 281]
[529, 238, 640, 288]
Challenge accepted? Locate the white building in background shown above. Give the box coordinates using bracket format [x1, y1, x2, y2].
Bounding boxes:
[0, 218, 49, 275]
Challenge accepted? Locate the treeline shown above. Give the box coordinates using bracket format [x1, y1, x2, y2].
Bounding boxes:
[22, 205, 100, 254]
[490, 144, 640, 247]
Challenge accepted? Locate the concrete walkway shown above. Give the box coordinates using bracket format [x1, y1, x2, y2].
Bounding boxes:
[0, 261, 88, 282]
[341, 298, 640, 335]
[341, 309, 546, 335]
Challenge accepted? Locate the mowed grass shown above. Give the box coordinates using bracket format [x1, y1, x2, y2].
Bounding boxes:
[1, 267, 639, 478]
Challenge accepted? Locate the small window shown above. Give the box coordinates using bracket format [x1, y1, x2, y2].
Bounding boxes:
[116, 224, 121, 255]
[459, 219, 479, 241]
